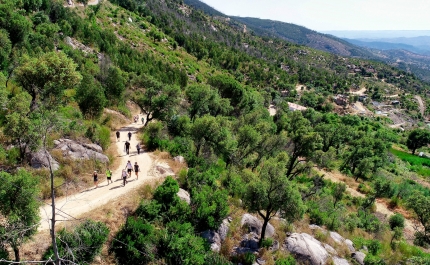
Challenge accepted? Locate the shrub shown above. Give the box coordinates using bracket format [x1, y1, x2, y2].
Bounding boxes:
[364, 255, 386, 265]
[44, 220, 109, 265]
[367, 239, 382, 255]
[389, 213, 405, 230]
[261, 238, 273, 249]
[275, 256, 296, 265]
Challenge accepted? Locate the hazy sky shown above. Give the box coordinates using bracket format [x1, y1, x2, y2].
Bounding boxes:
[200, 0, 430, 31]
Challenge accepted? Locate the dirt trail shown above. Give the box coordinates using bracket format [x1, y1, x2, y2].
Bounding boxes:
[316, 168, 418, 239]
[414, 95, 425, 116]
[39, 115, 155, 231]
[350, 87, 367, 95]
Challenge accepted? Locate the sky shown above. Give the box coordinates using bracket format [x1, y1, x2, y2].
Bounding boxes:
[199, 0, 430, 31]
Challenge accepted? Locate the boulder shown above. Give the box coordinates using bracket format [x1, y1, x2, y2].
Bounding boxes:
[309, 224, 324, 231]
[285, 233, 331, 265]
[201, 230, 221, 252]
[128, 17, 133, 23]
[324, 243, 337, 255]
[241, 213, 275, 238]
[218, 218, 230, 241]
[330, 231, 345, 244]
[54, 139, 109, 164]
[173, 156, 185, 163]
[345, 239, 355, 252]
[332, 257, 350, 265]
[30, 150, 60, 171]
[240, 232, 260, 250]
[351, 252, 366, 265]
[177, 188, 190, 205]
[154, 164, 174, 178]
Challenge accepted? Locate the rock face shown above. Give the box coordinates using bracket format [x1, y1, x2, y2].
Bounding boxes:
[218, 218, 230, 241]
[30, 150, 60, 171]
[345, 239, 355, 252]
[177, 188, 190, 205]
[351, 252, 366, 265]
[154, 164, 174, 178]
[241, 213, 275, 238]
[173, 156, 185, 163]
[285, 233, 331, 265]
[201, 230, 221, 252]
[53, 139, 109, 163]
[332, 256, 350, 265]
[330, 232, 345, 244]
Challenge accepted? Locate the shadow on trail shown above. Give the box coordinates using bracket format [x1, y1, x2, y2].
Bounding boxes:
[109, 185, 123, 190]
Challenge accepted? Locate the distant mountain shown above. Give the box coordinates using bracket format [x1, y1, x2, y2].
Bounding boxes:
[182, 0, 224, 17]
[324, 30, 430, 39]
[344, 38, 430, 55]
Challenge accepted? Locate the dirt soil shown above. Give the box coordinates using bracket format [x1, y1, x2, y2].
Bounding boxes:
[414, 95, 425, 116]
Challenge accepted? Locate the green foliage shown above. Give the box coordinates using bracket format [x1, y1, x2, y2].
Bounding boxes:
[0, 170, 40, 261]
[275, 256, 296, 265]
[142, 121, 164, 151]
[75, 73, 107, 119]
[389, 213, 405, 230]
[85, 122, 110, 150]
[364, 255, 386, 265]
[104, 67, 126, 104]
[407, 128, 430, 155]
[44, 220, 109, 265]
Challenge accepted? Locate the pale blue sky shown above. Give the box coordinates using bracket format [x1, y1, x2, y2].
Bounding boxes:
[200, 0, 430, 31]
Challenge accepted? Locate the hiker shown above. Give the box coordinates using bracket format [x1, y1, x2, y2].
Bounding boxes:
[134, 115, 138, 123]
[106, 168, 112, 185]
[141, 117, 145, 124]
[122, 169, 128, 186]
[136, 143, 141, 154]
[134, 162, 140, 179]
[128, 131, 132, 141]
[93, 171, 99, 188]
[124, 141, 130, 155]
[116, 131, 120, 142]
[125, 160, 133, 177]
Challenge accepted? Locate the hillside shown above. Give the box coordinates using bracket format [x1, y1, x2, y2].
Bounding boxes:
[2, 0, 430, 264]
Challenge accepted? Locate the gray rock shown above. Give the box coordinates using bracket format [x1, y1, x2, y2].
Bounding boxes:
[345, 239, 355, 252]
[309, 224, 324, 231]
[154, 165, 174, 178]
[333, 257, 350, 265]
[177, 188, 190, 205]
[270, 240, 280, 251]
[173, 155, 185, 163]
[330, 231, 345, 244]
[201, 230, 221, 252]
[241, 213, 275, 238]
[285, 233, 331, 265]
[324, 243, 338, 255]
[30, 150, 60, 171]
[256, 258, 266, 265]
[218, 218, 230, 241]
[240, 232, 260, 250]
[352, 252, 366, 265]
[54, 139, 109, 164]
[128, 17, 132, 23]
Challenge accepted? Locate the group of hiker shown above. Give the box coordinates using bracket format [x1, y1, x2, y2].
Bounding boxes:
[134, 115, 144, 124]
[91, 159, 141, 188]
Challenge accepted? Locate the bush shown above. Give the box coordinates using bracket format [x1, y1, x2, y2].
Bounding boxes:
[44, 220, 109, 265]
[389, 213, 405, 230]
[142, 121, 164, 151]
[367, 239, 382, 255]
[364, 255, 386, 265]
[275, 256, 296, 265]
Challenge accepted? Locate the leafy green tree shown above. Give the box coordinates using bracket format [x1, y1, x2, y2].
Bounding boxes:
[0, 170, 40, 262]
[0, 30, 11, 71]
[14, 52, 82, 111]
[133, 74, 180, 126]
[43, 220, 109, 265]
[406, 191, 430, 246]
[191, 185, 229, 231]
[244, 158, 305, 246]
[75, 73, 107, 119]
[185, 84, 232, 120]
[0, 6, 32, 44]
[407, 128, 430, 155]
[104, 67, 126, 104]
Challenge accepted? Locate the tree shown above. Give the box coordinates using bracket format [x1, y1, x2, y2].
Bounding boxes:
[185, 84, 232, 120]
[0, 30, 11, 71]
[244, 158, 305, 246]
[14, 52, 82, 111]
[104, 67, 126, 104]
[133, 74, 180, 126]
[406, 128, 430, 155]
[75, 73, 107, 119]
[0, 170, 40, 262]
[406, 191, 430, 246]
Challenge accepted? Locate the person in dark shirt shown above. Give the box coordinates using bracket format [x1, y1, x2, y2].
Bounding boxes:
[127, 131, 132, 141]
[134, 162, 140, 180]
[124, 141, 131, 155]
[116, 131, 120, 142]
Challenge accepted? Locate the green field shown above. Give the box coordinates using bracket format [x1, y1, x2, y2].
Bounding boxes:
[391, 148, 430, 176]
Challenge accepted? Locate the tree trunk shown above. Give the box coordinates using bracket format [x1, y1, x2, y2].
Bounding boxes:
[412, 148, 416, 155]
[13, 246, 20, 262]
[144, 113, 152, 126]
[259, 217, 269, 247]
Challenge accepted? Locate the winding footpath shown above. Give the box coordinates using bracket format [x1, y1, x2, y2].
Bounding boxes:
[39, 115, 155, 231]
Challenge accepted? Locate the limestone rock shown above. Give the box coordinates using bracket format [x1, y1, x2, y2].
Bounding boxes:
[201, 230, 221, 252]
[218, 218, 230, 241]
[330, 231, 345, 244]
[173, 155, 185, 163]
[351, 252, 366, 265]
[345, 239, 355, 252]
[154, 164, 174, 178]
[30, 150, 60, 171]
[240, 232, 260, 250]
[54, 139, 109, 164]
[333, 257, 350, 265]
[241, 213, 275, 238]
[177, 188, 190, 205]
[128, 17, 132, 23]
[285, 233, 330, 265]
[324, 243, 338, 255]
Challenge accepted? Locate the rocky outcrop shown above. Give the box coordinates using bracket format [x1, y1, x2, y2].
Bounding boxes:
[201, 230, 221, 252]
[177, 188, 190, 205]
[345, 239, 355, 252]
[233, 232, 260, 255]
[154, 164, 174, 178]
[330, 231, 345, 244]
[241, 214, 275, 238]
[351, 252, 366, 265]
[53, 139, 109, 163]
[218, 218, 230, 241]
[285, 233, 331, 265]
[30, 150, 60, 171]
[173, 156, 185, 163]
[333, 257, 350, 265]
